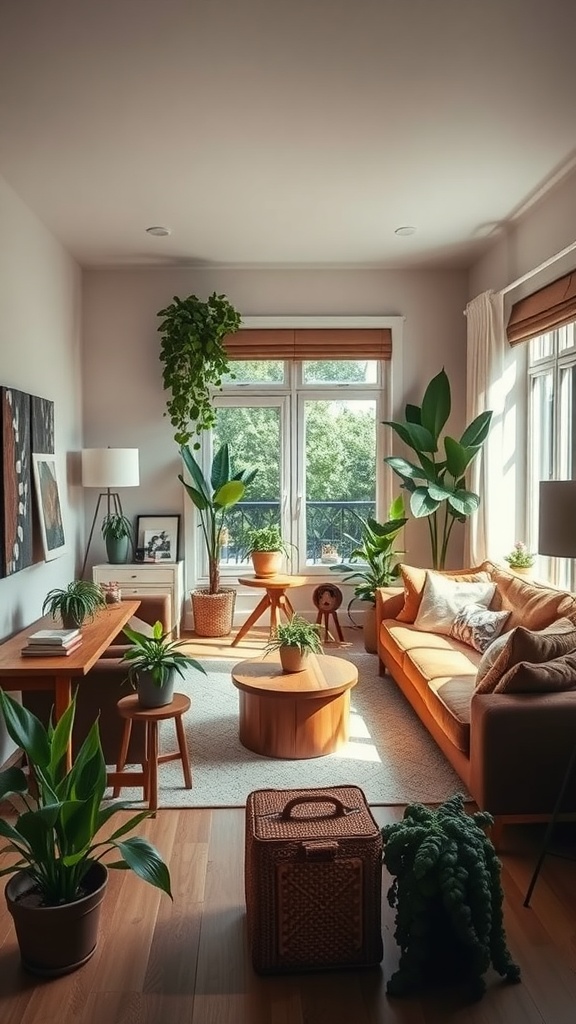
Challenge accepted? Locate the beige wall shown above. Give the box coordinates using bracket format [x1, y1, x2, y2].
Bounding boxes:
[0, 175, 83, 761]
[82, 266, 469, 580]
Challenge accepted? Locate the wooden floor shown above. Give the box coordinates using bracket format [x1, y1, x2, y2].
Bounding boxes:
[1, 626, 576, 1022]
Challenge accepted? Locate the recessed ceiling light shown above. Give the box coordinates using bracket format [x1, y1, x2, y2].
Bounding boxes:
[146, 225, 171, 237]
[394, 226, 416, 237]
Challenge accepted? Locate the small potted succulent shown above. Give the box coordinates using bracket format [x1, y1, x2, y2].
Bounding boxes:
[265, 614, 323, 672]
[245, 523, 290, 578]
[121, 619, 206, 707]
[42, 579, 107, 629]
[503, 541, 535, 574]
[101, 512, 134, 565]
[0, 689, 172, 976]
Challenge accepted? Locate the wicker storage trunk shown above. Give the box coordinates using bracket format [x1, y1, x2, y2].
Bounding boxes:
[245, 786, 383, 973]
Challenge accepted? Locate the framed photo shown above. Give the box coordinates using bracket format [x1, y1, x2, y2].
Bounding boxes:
[32, 453, 66, 561]
[137, 515, 180, 563]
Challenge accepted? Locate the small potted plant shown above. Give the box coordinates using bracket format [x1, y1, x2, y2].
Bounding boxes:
[179, 442, 257, 636]
[0, 688, 172, 977]
[101, 512, 134, 565]
[265, 614, 323, 672]
[42, 579, 107, 629]
[503, 541, 535, 575]
[381, 794, 520, 1001]
[121, 620, 207, 708]
[158, 292, 242, 447]
[245, 523, 290, 578]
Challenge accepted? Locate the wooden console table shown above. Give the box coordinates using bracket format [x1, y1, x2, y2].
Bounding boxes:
[0, 600, 140, 770]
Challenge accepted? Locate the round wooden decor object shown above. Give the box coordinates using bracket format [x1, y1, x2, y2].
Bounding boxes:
[312, 583, 343, 612]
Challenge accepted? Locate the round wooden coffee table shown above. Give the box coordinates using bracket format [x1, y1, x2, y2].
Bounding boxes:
[231, 653, 358, 759]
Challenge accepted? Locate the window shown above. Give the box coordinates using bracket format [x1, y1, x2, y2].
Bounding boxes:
[527, 321, 576, 588]
[194, 358, 386, 578]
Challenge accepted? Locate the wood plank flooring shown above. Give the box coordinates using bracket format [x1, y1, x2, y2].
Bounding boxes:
[1, 627, 575, 1022]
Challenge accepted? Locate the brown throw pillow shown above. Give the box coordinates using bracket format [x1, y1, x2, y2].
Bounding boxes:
[396, 563, 491, 623]
[494, 654, 576, 693]
[475, 619, 576, 694]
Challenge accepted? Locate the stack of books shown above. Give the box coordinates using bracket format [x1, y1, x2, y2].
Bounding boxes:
[21, 628, 83, 657]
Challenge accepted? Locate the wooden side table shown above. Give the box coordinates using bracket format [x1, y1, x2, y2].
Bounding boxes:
[231, 652, 358, 758]
[109, 692, 192, 813]
[231, 575, 307, 646]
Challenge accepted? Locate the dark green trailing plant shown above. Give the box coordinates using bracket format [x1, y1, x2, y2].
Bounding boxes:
[330, 495, 407, 605]
[179, 442, 258, 594]
[42, 580, 106, 628]
[0, 689, 172, 906]
[158, 292, 242, 447]
[265, 615, 323, 656]
[382, 369, 492, 570]
[121, 620, 206, 688]
[381, 794, 521, 1001]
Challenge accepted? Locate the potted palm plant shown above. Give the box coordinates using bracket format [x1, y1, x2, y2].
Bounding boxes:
[158, 291, 242, 447]
[245, 523, 291, 578]
[179, 442, 258, 636]
[0, 689, 172, 977]
[42, 579, 106, 629]
[331, 496, 407, 652]
[121, 620, 206, 708]
[383, 368, 492, 570]
[265, 614, 323, 672]
[101, 512, 133, 565]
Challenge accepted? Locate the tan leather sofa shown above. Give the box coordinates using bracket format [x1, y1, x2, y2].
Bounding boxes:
[376, 562, 576, 833]
[23, 595, 171, 764]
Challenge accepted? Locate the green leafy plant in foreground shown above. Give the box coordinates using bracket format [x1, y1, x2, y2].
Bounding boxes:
[265, 615, 323, 656]
[383, 369, 492, 570]
[42, 579, 107, 628]
[0, 689, 172, 906]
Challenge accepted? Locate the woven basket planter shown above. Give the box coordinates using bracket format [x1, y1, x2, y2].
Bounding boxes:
[191, 588, 236, 637]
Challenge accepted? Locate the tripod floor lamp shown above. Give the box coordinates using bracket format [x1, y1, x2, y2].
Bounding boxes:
[81, 447, 140, 578]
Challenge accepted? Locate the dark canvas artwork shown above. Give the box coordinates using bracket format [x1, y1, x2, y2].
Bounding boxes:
[30, 394, 55, 455]
[0, 386, 33, 576]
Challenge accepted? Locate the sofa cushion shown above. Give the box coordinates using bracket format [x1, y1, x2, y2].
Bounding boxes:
[396, 563, 491, 623]
[475, 619, 576, 694]
[494, 653, 576, 693]
[449, 603, 511, 653]
[413, 572, 495, 635]
[426, 677, 475, 753]
[488, 566, 576, 629]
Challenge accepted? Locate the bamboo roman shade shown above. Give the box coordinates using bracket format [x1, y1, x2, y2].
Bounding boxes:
[507, 270, 576, 345]
[223, 328, 392, 361]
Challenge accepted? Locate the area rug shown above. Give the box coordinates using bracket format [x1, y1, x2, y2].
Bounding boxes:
[105, 651, 468, 809]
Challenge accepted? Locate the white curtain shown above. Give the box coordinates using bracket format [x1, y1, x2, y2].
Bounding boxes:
[464, 291, 507, 566]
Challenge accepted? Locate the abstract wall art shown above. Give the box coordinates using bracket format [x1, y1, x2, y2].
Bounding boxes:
[0, 386, 33, 577]
[32, 452, 66, 560]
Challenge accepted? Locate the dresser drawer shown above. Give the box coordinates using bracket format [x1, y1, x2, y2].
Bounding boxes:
[94, 567, 176, 585]
[92, 561, 184, 637]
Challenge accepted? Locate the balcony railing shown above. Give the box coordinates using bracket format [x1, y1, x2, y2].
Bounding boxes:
[220, 500, 375, 566]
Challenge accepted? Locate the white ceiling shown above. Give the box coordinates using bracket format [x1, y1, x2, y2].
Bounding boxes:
[1, 0, 575, 270]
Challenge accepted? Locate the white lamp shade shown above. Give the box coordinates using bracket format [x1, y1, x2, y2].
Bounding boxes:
[81, 448, 140, 488]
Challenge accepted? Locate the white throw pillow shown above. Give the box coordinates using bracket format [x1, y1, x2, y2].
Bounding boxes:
[413, 571, 496, 636]
[449, 603, 511, 653]
[475, 615, 576, 688]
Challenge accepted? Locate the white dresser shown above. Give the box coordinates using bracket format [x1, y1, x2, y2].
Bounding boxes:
[92, 561, 184, 636]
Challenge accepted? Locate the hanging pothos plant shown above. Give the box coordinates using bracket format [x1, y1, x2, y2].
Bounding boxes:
[157, 292, 242, 447]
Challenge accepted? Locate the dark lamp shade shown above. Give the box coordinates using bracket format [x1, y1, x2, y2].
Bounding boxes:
[538, 480, 576, 558]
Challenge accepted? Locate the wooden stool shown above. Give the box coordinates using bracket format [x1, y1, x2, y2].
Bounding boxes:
[109, 692, 192, 814]
[312, 583, 344, 642]
[231, 575, 307, 646]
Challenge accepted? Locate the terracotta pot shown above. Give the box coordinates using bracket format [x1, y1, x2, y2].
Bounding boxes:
[251, 550, 283, 578]
[137, 669, 175, 708]
[279, 646, 310, 673]
[5, 861, 108, 977]
[191, 588, 236, 637]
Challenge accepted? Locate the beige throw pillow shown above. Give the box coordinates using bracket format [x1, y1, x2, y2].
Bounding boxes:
[396, 563, 490, 623]
[413, 572, 496, 636]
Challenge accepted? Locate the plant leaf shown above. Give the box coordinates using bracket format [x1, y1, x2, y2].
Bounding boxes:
[421, 368, 451, 440]
[213, 480, 245, 508]
[0, 691, 51, 769]
[448, 490, 480, 516]
[113, 836, 173, 898]
[459, 410, 493, 448]
[410, 487, 441, 517]
[0, 766, 29, 802]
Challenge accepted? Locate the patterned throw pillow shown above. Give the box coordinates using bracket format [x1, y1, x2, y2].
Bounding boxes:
[449, 603, 511, 653]
[413, 572, 496, 636]
[475, 618, 576, 694]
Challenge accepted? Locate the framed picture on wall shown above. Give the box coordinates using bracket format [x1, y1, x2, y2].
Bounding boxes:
[137, 514, 180, 563]
[32, 453, 66, 561]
